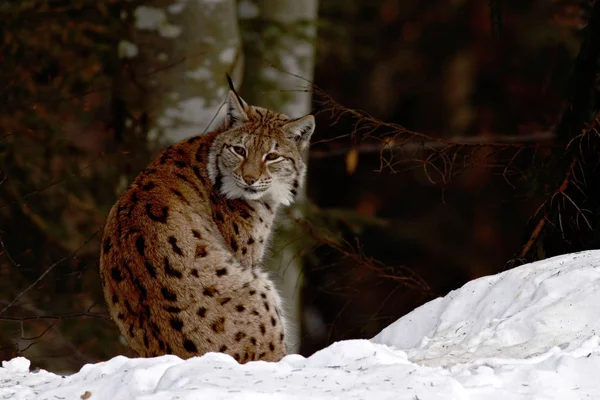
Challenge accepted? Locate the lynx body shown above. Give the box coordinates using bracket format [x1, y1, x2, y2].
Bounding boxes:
[99, 91, 315, 362]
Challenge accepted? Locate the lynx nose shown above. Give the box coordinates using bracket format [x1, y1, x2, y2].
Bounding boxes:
[242, 163, 261, 186]
[243, 173, 259, 185]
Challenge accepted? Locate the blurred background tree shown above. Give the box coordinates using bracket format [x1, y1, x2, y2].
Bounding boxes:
[0, 0, 594, 372]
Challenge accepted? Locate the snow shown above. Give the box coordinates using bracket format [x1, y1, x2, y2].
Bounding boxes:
[3, 251, 600, 399]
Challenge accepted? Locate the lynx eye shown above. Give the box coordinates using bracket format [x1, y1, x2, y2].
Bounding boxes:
[231, 146, 246, 157]
[265, 153, 281, 162]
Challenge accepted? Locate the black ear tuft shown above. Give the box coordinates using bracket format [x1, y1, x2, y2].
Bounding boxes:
[226, 73, 246, 109]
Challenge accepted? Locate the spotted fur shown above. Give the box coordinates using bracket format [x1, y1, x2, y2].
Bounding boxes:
[99, 91, 315, 362]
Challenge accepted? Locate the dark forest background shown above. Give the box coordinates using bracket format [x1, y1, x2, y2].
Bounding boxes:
[2, 0, 600, 372]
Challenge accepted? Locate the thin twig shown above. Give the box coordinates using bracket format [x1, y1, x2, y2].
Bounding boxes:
[0, 230, 100, 316]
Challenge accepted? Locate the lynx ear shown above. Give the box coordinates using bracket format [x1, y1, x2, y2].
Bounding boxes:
[224, 90, 248, 129]
[284, 115, 315, 152]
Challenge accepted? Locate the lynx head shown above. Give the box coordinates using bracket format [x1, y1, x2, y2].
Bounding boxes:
[207, 91, 315, 206]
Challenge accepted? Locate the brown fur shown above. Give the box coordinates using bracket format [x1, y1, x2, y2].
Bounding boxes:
[99, 92, 314, 363]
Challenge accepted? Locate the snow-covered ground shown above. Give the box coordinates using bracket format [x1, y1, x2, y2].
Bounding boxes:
[3, 251, 600, 399]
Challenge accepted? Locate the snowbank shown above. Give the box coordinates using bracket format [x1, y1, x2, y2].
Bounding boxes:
[3, 251, 600, 399]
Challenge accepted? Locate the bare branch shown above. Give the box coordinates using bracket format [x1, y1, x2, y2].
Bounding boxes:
[0, 230, 100, 316]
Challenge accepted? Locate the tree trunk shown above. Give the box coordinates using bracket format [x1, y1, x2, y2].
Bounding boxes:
[239, 0, 319, 353]
[120, 0, 243, 146]
[517, 2, 600, 262]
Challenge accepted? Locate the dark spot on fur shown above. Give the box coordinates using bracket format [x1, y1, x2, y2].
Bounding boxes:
[111, 267, 123, 282]
[197, 307, 207, 317]
[195, 245, 208, 258]
[252, 309, 260, 316]
[235, 331, 247, 341]
[239, 209, 251, 219]
[191, 269, 199, 277]
[247, 237, 255, 245]
[293, 180, 299, 189]
[170, 318, 184, 331]
[260, 292, 267, 299]
[159, 152, 171, 165]
[175, 160, 187, 168]
[192, 229, 202, 238]
[280, 332, 284, 342]
[176, 172, 201, 193]
[203, 286, 217, 297]
[192, 166, 206, 185]
[219, 345, 228, 352]
[249, 290, 256, 296]
[142, 181, 156, 191]
[258, 352, 266, 359]
[146, 203, 169, 223]
[250, 337, 257, 345]
[216, 268, 228, 277]
[111, 293, 119, 304]
[176, 148, 185, 156]
[168, 236, 183, 256]
[161, 287, 177, 301]
[209, 191, 219, 205]
[230, 237, 238, 252]
[166, 344, 173, 354]
[259, 238, 264, 244]
[243, 352, 249, 362]
[291, 189, 298, 197]
[150, 322, 161, 334]
[263, 202, 272, 212]
[269, 342, 275, 351]
[211, 317, 225, 333]
[158, 340, 165, 351]
[143, 334, 150, 349]
[242, 247, 247, 255]
[134, 278, 148, 300]
[164, 306, 181, 313]
[183, 339, 197, 353]
[145, 261, 157, 278]
[215, 212, 224, 223]
[219, 297, 231, 305]
[117, 313, 125, 320]
[170, 188, 189, 205]
[164, 257, 183, 278]
[233, 222, 239, 235]
[271, 317, 277, 327]
[135, 236, 145, 256]
[103, 237, 112, 254]
[236, 305, 245, 312]
[128, 324, 134, 337]
[264, 302, 270, 312]
[259, 324, 266, 335]
[234, 353, 240, 362]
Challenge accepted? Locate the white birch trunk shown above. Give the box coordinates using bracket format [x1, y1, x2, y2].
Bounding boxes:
[121, 0, 243, 144]
[239, 0, 319, 354]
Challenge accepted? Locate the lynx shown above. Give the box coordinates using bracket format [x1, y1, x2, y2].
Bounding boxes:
[99, 90, 315, 363]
